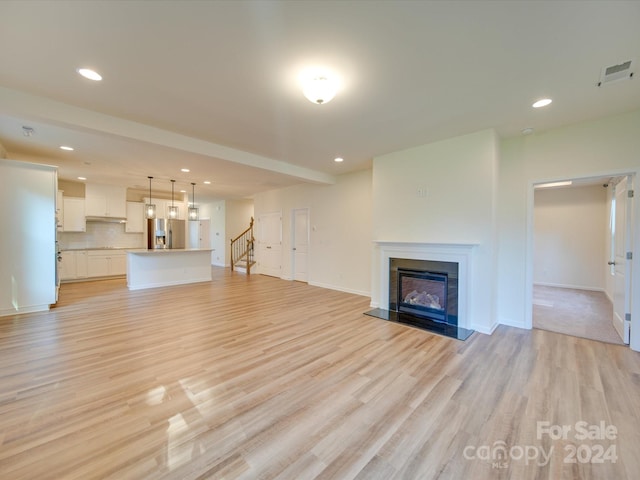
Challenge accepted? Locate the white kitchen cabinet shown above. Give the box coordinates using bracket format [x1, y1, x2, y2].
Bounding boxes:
[87, 250, 127, 277]
[60, 250, 89, 280]
[59, 251, 77, 280]
[110, 253, 127, 275]
[76, 251, 88, 278]
[87, 255, 109, 277]
[125, 202, 144, 233]
[62, 197, 86, 232]
[85, 184, 127, 218]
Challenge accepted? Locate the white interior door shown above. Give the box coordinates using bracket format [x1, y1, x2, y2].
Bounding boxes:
[198, 219, 210, 248]
[292, 208, 309, 282]
[612, 176, 631, 344]
[258, 212, 282, 277]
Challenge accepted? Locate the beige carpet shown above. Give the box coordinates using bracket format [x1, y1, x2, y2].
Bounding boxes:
[533, 285, 625, 345]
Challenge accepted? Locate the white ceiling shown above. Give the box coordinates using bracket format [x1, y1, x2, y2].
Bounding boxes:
[0, 1, 639, 199]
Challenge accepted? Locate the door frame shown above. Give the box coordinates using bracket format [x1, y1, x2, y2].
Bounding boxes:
[291, 207, 310, 282]
[524, 170, 640, 352]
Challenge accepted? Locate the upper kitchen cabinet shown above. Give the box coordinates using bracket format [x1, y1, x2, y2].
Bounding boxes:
[125, 202, 144, 233]
[85, 184, 127, 218]
[62, 197, 86, 232]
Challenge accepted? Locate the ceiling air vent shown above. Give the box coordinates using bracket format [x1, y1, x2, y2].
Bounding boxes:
[597, 60, 634, 86]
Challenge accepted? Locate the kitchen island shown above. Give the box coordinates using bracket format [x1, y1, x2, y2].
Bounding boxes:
[126, 248, 213, 290]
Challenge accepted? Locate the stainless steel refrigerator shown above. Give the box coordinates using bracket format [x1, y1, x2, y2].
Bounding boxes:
[153, 218, 185, 249]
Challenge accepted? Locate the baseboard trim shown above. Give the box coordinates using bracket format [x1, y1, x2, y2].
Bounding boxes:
[533, 282, 604, 292]
[307, 281, 370, 298]
[498, 316, 528, 329]
[471, 321, 498, 335]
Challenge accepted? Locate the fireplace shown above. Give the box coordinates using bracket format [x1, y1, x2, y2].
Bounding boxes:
[389, 257, 458, 326]
[366, 243, 474, 340]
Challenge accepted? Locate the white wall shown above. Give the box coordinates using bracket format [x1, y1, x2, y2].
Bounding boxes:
[371, 129, 499, 333]
[533, 185, 607, 290]
[498, 109, 640, 352]
[1, 159, 57, 315]
[253, 169, 372, 296]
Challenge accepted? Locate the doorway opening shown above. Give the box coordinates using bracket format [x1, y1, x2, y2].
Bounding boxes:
[531, 175, 632, 345]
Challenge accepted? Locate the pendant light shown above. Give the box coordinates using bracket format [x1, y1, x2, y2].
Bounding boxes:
[189, 182, 199, 221]
[168, 179, 178, 219]
[145, 176, 156, 219]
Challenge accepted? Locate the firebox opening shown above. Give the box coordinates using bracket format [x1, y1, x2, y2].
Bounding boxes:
[397, 269, 448, 322]
[389, 257, 459, 326]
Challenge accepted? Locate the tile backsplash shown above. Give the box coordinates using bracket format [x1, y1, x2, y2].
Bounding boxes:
[59, 222, 145, 250]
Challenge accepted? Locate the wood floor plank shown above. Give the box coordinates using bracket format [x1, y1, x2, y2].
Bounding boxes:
[1, 267, 639, 479]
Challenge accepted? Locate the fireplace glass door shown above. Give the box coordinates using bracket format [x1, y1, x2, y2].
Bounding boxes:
[397, 268, 448, 322]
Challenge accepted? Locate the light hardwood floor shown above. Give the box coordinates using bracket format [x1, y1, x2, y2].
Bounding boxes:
[1, 268, 639, 479]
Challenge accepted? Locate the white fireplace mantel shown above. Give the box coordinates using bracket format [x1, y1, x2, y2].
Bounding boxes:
[372, 241, 479, 330]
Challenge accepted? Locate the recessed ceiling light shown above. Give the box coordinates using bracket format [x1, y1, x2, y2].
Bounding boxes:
[204, 181, 211, 184]
[77, 176, 87, 181]
[77, 68, 102, 81]
[334, 157, 344, 163]
[181, 168, 190, 173]
[60, 145, 74, 151]
[532, 98, 552, 108]
[179, 190, 186, 193]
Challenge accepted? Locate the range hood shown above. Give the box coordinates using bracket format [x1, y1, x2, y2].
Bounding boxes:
[85, 216, 127, 224]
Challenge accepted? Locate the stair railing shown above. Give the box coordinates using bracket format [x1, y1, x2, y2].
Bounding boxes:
[230, 217, 254, 274]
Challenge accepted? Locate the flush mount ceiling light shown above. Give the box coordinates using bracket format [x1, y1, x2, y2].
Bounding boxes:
[60, 145, 74, 151]
[77, 176, 87, 181]
[532, 98, 552, 108]
[181, 168, 190, 173]
[203, 180, 211, 185]
[77, 68, 102, 81]
[334, 157, 344, 163]
[302, 74, 338, 105]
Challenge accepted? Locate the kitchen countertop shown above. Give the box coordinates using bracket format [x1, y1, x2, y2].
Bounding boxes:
[61, 247, 133, 251]
[127, 248, 213, 254]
